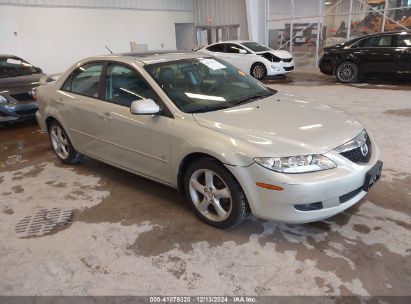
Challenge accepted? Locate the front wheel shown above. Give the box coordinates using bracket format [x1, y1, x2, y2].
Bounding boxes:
[335, 61, 359, 83]
[184, 158, 249, 229]
[49, 121, 83, 164]
[250, 63, 267, 80]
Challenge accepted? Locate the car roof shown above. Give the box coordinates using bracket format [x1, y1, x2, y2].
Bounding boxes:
[209, 40, 251, 45]
[120, 51, 206, 64]
[0, 54, 22, 59]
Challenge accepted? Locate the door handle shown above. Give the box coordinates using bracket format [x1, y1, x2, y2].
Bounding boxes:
[98, 112, 113, 120]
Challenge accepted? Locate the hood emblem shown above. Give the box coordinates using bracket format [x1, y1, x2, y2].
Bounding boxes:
[360, 142, 369, 157]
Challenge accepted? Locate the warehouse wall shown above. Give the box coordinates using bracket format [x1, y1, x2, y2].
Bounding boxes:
[0, 4, 193, 73]
[193, 0, 249, 40]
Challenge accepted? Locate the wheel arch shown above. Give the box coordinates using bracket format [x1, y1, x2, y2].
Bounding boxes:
[250, 61, 268, 75]
[177, 152, 225, 196]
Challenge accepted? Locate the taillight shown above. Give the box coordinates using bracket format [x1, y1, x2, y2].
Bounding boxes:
[30, 88, 37, 101]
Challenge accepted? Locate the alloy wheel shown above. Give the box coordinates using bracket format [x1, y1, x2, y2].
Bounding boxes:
[188, 169, 232, 222]
[252, 64, 265, 79]
[337, 62, 358, 82]
[50, 125, 69, 160]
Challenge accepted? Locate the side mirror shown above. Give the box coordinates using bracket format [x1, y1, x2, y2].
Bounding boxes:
[130, 99, 161, 115]
[239, 49, 247, 54]
[36, 67, 43, 73]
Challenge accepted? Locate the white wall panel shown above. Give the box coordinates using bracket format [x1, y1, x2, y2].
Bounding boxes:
[0, 6, 193, 73]
[0, 0, 193, 11]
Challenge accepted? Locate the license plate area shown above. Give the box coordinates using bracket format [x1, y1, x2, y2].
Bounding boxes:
[363, 160, 383, 192]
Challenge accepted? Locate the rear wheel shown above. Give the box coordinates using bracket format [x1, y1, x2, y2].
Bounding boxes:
[49, 121, 83, 164]
[251, 63, 267, 80]
[336, 61, 359, 83]
[184, 158, 249, 229]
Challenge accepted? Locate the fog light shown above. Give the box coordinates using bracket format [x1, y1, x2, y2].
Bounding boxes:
[294, 202, 323, 211]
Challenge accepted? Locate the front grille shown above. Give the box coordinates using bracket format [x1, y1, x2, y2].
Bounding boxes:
[339, 187, 362, 204]
[282, 58, 293, 63]
[340, 135, 372, 164]
[284, 66, 294, 71]
[10, 93, 34, 101]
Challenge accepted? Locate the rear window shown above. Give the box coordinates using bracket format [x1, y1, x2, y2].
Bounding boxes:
[0, 57, 40, 78]
[206, 44, 225, 52]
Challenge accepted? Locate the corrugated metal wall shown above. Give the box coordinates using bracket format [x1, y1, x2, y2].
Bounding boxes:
[193, 0, 247, 25]
[193, 0, 248, 39]
[0, 0, 193, 11]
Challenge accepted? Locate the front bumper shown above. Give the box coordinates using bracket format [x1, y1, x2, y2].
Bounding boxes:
[227, 139, 381, 224]
[267, 60, 295, 76]
[0, 101, 38, 123]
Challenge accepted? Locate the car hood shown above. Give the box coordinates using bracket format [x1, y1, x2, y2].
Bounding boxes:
[0, 73, 43, 92]
[256, 50, 292, 59]
[193, 94, 363, 157]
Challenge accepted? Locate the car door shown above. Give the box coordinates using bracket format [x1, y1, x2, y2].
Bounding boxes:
[352, 35, 398, 75]
[222, 43, 252, 72]
[57, 62, 104, 157]
[96, 62, 173, 183]
[395, 34, 411, 76]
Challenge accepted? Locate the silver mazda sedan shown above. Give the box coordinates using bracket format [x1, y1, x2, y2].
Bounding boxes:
[36, 52, 382, 228]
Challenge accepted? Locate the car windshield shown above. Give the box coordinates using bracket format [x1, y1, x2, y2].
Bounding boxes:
[241, 42, 271, 52]
[144, 57, 274, 113]
[0, 57, 40, 78]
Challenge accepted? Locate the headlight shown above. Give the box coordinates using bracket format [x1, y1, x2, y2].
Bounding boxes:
[0, 95, 7, 104]
[254, 154, 336, 173]
[334, 129, 368, 153]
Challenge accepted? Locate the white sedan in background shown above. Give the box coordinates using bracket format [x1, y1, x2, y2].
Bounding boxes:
[198, 41, 294, 80]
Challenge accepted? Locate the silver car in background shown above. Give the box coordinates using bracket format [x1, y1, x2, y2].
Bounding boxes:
[35, 52, 382, 228]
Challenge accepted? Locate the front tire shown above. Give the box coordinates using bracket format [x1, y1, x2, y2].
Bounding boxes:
[335, 61, 359, 83]
[250, 63, 267, 80]
[184, 158, 249, 229]
[49, 121, 83, 164]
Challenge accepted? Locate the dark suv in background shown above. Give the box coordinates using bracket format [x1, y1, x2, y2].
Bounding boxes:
[0, 55, 44, 123]
[319, 31, 411, 83]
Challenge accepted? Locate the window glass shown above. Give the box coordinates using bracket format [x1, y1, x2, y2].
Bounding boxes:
[206, 44, 224, 52]
[105, 63, 157, 107]
[397, 35, 411, 47]
[68, 63, 102, 98]
[144, 58, 273, 113]
[225, 44, 248, 54]
[241, 42, 270, 52]
[0, 56, 40, 78]
[359, 35, 393, 48]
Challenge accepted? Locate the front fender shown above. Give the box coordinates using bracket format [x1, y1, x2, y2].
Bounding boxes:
[171, 117, 255, 185]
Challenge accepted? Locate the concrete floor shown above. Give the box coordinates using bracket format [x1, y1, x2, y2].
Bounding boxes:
[0, 71, 410, 296]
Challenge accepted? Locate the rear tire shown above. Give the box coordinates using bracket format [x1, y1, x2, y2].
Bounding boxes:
[335, 61, 359, 83]
[250, 63, 267, 80]
[48, 121, 83, 164]
[184, 158, 249, 229]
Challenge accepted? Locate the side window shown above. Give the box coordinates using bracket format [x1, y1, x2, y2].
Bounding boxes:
[63, 63, 102, 98]
[206, 44, 224, 52]
[360, 35, 393, 48]
[225, 43, 248, 54]
[105, 63, 157, 107]
[397, 35, 411, 47]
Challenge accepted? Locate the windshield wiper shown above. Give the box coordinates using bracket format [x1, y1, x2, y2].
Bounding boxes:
[233, 92, 273, 106]
[190, 104, 231, 113]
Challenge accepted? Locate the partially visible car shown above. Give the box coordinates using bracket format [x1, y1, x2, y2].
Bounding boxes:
[0, 55, 45, 123]
[319, 30, 411, 83]
[197, 41, 294, 80]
